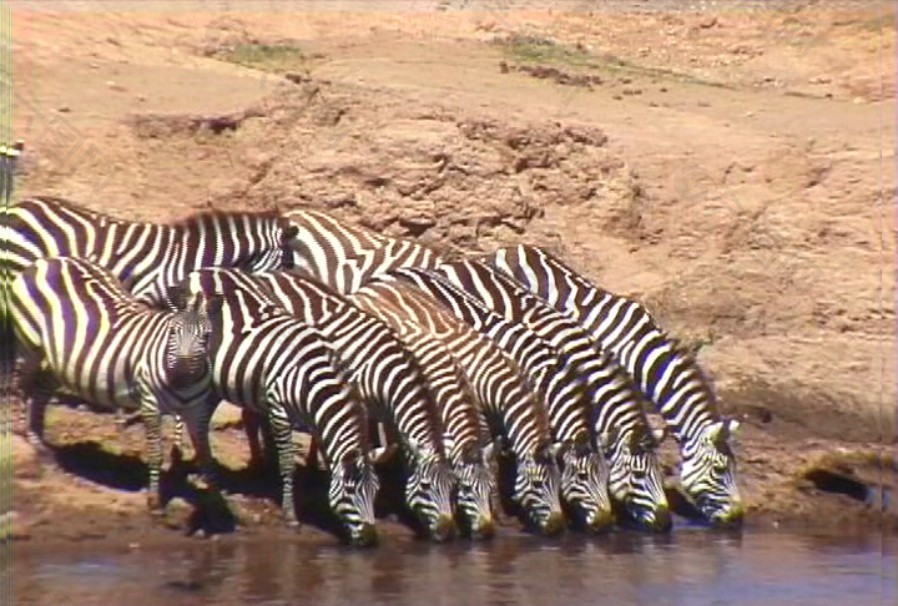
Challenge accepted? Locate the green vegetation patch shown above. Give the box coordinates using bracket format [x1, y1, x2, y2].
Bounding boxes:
[215, 42, 307, 74]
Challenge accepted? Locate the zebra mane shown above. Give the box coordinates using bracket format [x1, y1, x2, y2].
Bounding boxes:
[168, 207, 284, 228]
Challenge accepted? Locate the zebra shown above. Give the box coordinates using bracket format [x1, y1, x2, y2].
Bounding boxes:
[9, 257, 222, 514]
[2, 196, 299, 308]
[349, 280, 567, 536]
[195, 268, 460, 542]
[371, 267, 616, 533]
[180, 268, 390, 546]
[430, 259, 672, 532]
[282, 208, 439, 293]
[279, 212, 670, 530]
[484, 244, 744, 528]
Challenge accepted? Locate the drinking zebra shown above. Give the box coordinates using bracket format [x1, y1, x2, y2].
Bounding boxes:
[369, 267, 617, 533]
[245, 270, 498, 539]
[9, 257, 221, 514]
[193, 268, 460, 542]
[349, 280, 567, 536]
[180, 268, 389, 546]
[484, 244, 744, 528]
[426, 259, 671, 531]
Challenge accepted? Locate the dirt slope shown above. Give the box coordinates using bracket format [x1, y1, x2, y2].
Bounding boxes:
[5, 1, 897, 544]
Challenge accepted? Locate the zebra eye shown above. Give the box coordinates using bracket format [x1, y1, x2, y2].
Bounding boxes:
[576, 471, 590, 481]
[632, 469, 647, 480]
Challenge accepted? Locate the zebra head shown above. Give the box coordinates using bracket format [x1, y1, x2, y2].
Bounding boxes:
[162, 286, 221, 388]
[602, 426, 671, 532]
[679, 418, 743, 528]
[329, 445, 390, 547]
[453, 440, 498, 540]
[557, 431, 614, 533]
[404, 438, 458, 543]
[513, 440, 565, 536]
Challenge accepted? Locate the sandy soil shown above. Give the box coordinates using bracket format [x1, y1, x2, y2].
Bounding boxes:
[4, 0, 897, 545]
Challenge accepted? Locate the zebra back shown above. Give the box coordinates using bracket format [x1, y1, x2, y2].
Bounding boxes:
[485, 244, 743, 526]
[282, 208, 440, 293]
[3, 195, 298, 309]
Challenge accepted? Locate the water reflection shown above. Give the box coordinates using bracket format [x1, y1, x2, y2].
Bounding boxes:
[10, 530, 897, 606]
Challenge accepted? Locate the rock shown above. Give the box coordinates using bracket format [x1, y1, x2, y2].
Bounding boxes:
[699, 17, 718, 29]
[211, 402, 244, 431]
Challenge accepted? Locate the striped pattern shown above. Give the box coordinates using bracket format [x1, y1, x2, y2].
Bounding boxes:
[485, 244, 743, 527]
[213, 269, 459, 542]
[3, 195, 298, 308]
[283, 209, 439, 293]
[432, 260, 671, 531]
[374, 267, 616, 532]
[349, 280, 566, 536]
[182, 268, 385, 545]
[10, 257, 220, 513]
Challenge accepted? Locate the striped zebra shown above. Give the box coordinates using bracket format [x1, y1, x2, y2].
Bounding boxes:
[3, 196, 299, 307]
[349, 280, 567, 536]
[431, 260, 672, 532]
[372, 267, 616, 532]
[10, 257, 221, 514]
[196, 269, 460, 542]
[484, 244, 744, 527]
[181, 268, 389, 546]
[282, 208, 439, 293]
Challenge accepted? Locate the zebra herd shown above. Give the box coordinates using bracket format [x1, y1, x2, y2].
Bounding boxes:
[3, 195, 744, 547]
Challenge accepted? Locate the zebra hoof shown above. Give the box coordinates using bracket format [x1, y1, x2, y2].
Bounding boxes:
[146, 495, 165, 517]
[285, 517, 302, 531]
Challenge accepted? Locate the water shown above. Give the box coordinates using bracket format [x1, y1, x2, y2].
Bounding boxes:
[9, 529, 897, 605]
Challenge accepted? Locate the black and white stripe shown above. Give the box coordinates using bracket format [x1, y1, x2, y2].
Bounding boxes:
[349, 280, 567, 536]
[3, 195, 297, 308]
[181, 268, 387, 546]
[10, 257, 220, 514]
[486, 244, 743, 527]
[215, 269, 460, 542]
[374, 267, 616, 532]
[433, 259, 672, 531]
[282, 208, 438, 293]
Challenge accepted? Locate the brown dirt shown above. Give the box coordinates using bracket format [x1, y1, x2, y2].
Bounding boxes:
[6, 0, 897, 545]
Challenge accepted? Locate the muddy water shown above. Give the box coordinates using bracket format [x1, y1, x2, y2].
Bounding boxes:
[9, 530, 897, 606]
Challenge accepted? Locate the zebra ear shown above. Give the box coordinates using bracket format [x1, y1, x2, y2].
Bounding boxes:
[707, 418, 739, 445]
[280, 218, 299, 241]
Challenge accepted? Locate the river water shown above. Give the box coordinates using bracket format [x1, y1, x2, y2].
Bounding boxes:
[8, 528, 896, 605]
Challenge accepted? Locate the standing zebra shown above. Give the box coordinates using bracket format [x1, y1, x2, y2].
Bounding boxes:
[2, 196, 298, 375]
[10, 257, 221, 514]
[484, 244, 744, 527]
[181, 268, 388, 546]
[197, 268, 460, 542]
[371, 267, 617, 533]
[282, 208, 439, 293]
[349, 280, 567, 536]
[431, 259, 672, 531]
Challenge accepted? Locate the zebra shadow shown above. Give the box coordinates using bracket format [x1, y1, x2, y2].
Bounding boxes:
[47, 441, 377, 541]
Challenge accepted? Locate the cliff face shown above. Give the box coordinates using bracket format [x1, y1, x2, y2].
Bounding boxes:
[8, 3, 895, 541]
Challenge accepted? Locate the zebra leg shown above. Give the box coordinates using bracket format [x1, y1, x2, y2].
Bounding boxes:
[243, 408, 266, 469]
[268, 406, 300, 528]
[139, 402, 166, 516]
[16, 351, 52, 455]
[180, 403, 221, 495]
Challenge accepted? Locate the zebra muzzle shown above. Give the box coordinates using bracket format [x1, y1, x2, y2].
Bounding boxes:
[351, 522, 379, 547]
[431, 514, 458, 543]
